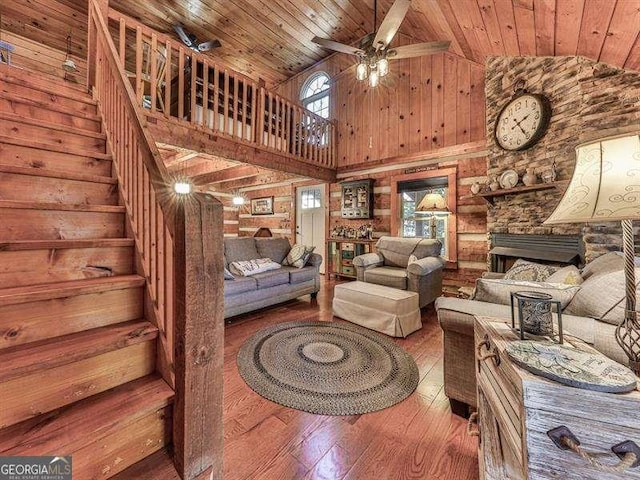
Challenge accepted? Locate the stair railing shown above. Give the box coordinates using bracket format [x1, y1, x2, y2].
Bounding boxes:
[87, 1, 223, 478]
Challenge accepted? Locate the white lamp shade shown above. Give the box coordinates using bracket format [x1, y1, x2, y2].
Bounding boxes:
[545, 133, 640, 224]
[416, 192, 449, 212]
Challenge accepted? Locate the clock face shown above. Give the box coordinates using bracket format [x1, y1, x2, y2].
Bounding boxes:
[495, 93, 551, 151]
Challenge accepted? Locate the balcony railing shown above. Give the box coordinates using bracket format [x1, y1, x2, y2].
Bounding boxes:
[108, 10, 336, 169]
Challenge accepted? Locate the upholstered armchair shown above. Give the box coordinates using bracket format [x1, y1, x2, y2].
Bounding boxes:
[353, 236, 445, 308]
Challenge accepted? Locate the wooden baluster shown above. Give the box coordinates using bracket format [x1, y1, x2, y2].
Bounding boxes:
[164, 41, 171, 118]
[275, 96, 281, 150]
[118, 18, 126, 61]
[150, 33, 158, 113]
[202, 61, 209, 128]
[212, 65, 219, 132]
[267, 92, 273, 148]
[234, 76, 239, 139]
[190, 55, 197, 124]
[257, 88, 265, 146]
[135, 26, 143, 107]
[223, 69, 229, 135]
[297, 108, 303, 157]
[156, 205, 165, 322]
[286, 102, 292, 155]
[178, 48, 185, 120]
[242, 79, 248, 140]
[143, 169, 151, 275]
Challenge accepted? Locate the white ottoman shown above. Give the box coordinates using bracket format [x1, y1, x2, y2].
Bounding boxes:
[332, 281, 421, 338]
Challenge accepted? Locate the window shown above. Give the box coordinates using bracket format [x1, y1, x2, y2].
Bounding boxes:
[300, 72, 330, 119]
[391, 168, 457, 263]
[301, 188, 322, 209]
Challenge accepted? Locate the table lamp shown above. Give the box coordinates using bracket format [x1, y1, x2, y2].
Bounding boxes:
[544, 133, 640, 375]
[416, 192, 449, 239]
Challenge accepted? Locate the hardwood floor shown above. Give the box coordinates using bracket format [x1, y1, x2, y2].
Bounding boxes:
[223, 277, 479, 480]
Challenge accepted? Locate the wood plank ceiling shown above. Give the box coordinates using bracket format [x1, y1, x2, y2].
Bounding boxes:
[108, 0, 640, 88]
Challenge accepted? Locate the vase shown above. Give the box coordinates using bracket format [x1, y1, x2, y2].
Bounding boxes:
[523, 167, 537, 186]
[489, 177, 500, 192]
[470, 182, 481, 195]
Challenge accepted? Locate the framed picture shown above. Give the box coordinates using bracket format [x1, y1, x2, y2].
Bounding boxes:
[251, 196, 274, 215]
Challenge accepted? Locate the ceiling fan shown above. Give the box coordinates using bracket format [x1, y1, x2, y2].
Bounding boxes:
[312, 0, 450, 86]
[174, 25, 221, 53]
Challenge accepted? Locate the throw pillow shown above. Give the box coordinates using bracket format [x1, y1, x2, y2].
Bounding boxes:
[283, 244, 315, 268]
[565, 267, 640, 325]
[229, 258, 282, 277]
[473, 278, 581, 309]
[224, 267, 234, 280]
[503, 259, 559, 282]
[546, 265, 583, 285]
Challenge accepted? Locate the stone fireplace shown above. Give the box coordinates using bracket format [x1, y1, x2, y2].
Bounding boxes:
[489, 233, 583, 273]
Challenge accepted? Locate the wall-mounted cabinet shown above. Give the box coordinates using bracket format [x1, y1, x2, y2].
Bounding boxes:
[328, 238, 377, 279]
[341, 179, 374, 219]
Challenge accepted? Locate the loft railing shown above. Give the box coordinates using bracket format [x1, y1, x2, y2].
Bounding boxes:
[87, 1, 223, 478]
[107, 9, 336, 169]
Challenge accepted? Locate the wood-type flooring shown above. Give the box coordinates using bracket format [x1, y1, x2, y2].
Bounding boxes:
[223, 278, 479, 480]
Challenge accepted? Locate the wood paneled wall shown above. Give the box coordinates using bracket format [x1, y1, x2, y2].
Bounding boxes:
[276, 37, 485, 169]
[1, 0, 88, 85]
[236, 186, 293, 242]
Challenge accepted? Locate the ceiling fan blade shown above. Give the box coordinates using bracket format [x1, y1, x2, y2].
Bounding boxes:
[174, 25, 195, 48]
[373, 0, 411, 50]
[198, 39, 222, 52]
[312, 36, 365, 56]
[387, 41, 451, 59]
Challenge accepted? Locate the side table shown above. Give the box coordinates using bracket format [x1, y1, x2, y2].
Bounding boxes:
[471, 316, 640, 480]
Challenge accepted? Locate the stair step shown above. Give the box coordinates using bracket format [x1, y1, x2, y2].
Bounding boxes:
[0, 238, 134, 251]
[0, 134, 112, 162]
[0, 64, 96, 104]
[0, 200, 123, 213]
[0, 112, 106, 153]
[0, 320, 157, 383]
[111, 448, 180, 480]
[0, 168, 119, 205]
[0, 374, 173, 478]
[0, 274, 144, 349]
[0, 274, 145, 306]
[0, 92, 102, 133]
[0, 242, 134, 288]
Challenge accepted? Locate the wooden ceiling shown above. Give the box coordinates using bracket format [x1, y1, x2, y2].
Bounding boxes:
[109, 0, 640, 87]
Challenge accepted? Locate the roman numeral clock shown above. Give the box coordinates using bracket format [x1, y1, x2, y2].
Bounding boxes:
[495, 90, 551, 151]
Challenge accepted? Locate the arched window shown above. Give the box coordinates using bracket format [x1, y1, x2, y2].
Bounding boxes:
[300, 72, 330, 119]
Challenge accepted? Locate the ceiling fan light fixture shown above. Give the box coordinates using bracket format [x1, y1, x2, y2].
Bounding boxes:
[377, 56, 389, 77]
[369, 69, 379, 88]
[356, 61, 368, 81]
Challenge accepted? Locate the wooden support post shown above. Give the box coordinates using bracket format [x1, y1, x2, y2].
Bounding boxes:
[173, 193, 224, 480]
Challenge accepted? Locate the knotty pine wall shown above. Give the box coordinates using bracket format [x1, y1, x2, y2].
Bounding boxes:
[1, 0, 88, 85]
[275, 36, 485, 169]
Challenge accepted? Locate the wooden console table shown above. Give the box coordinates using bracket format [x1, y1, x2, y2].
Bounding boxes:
[472, 317, 640, 480]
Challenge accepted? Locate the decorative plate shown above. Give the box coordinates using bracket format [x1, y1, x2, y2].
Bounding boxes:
[499, 169, 519, 189]
[506, 341, 637, 393]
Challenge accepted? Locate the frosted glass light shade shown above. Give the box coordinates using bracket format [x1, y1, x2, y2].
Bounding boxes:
[377, 57, 389, 77]
[368, 69, 379, 88]
[356, 62, 368, 81]
[545, 133, 640, 224]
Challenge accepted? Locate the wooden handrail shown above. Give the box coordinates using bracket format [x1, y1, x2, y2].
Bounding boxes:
[107, 8, 336, 169]
[88, 2, 224, 478]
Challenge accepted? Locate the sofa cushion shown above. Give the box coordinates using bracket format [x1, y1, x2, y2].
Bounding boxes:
[281, 265, 316, 284]
[503, 259, 559, 282]
[375, 236, 441, 268]
[472, 278, 580, 309]
[224, 277, 257, 296]
[546, 265, 583, 285]
[364, 266, 407, 290]
[565, 267, 640, 325]
[224, 237, 261, 265]
[283, 244, 315, 268]
[252, 269, 290, 289]
[581, 251, 624, 280]
[255, 238, 291, 264]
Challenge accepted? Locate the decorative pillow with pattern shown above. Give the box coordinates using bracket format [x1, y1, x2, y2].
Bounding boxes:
[473, 278, 581, 309]
[282, 244, 315, 268]
[229, 258, 281, 277]
[546, 265, 583, 285]
[503, 259, 559, 282]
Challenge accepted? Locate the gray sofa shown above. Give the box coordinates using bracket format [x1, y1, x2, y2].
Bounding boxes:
[353, 236, 444, 308]
[224, 237, 322, 318]
[435, 251, 629, 416]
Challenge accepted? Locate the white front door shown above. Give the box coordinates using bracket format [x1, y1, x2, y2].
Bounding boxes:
[296, 184, 326, 274]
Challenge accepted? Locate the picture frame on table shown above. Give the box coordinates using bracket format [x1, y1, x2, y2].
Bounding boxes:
[251, 196, 274, 215]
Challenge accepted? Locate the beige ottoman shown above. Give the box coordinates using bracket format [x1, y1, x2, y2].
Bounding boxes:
[332, 281, 421, 337]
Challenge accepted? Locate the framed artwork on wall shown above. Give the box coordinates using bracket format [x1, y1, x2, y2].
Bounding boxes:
[251, 196, 274, 215]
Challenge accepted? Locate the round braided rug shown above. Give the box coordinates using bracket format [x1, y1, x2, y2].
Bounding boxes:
[237, 321, 419, 415]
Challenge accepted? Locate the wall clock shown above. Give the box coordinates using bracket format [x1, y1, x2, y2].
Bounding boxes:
[495, 92, 551, 151]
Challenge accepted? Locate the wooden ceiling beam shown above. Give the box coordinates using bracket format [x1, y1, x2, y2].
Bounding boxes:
[193, 165, 261, 186]
[213, 170, 301, 192]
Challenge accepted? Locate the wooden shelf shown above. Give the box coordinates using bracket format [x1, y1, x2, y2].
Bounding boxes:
[475, 182, 565, 205]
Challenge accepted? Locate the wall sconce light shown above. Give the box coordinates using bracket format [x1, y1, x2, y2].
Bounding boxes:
[174, 181, 192, 195]
[232, 195, 245, 206]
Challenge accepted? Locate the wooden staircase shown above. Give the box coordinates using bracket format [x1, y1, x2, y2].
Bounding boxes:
[0, 65, 174, 478]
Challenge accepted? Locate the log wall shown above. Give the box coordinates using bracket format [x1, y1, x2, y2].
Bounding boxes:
[236, 186, 294, 242]
[485, 55, 640, 262]
[1, 0, 88, 85]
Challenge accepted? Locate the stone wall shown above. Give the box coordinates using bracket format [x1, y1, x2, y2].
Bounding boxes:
[485, 56, 640, 262]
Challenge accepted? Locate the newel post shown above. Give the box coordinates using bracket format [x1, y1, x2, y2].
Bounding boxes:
[173, 192, 224, 480]
[87, 0, 109, 90]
